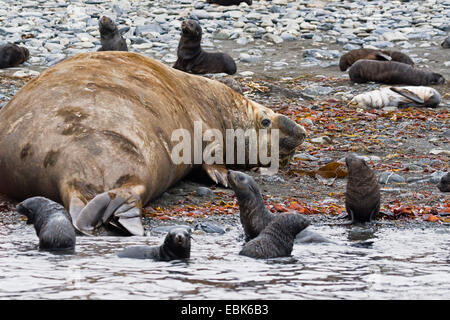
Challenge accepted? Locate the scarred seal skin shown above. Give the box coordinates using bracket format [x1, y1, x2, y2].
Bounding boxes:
[117, 227, 191, 260]
[207, 0, 252, 5]
[16, 196, 76, 250]
[348, 60, 445, 85]
[0, 51, 306, 236]
[97, 16, 128, 52]
[345, 155, 380, 223]
[0, 43, 30, 68]
[173, 19, 237, 75]
[437, 172, 450, 192]
[239, 213, 310, 259]
[339, 48, 414, 71]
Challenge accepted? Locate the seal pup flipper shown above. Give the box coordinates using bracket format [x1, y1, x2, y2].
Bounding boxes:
[202, 163, 229, 187]
[389, 87, 425, 105]
[374, 52, 392, 61]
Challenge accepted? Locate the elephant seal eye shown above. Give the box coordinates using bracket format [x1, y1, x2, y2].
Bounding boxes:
[261, 118, 271, 128]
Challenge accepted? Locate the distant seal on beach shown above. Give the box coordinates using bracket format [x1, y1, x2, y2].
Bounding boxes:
[117, 227, 191, 260]
[339, 48, 414, 71]
[442, 36, 450, 48]
[437, 172, 450, 192]
[0, 43, 30, 68]
[348, 60, 445, 85]
[98, 16, 128, 51]
[207, 0, 252, 5]
[349, 86, 442, 109]
[0, 51, 305, 236]
[16, 196, 76, 250]
[173, 19, 237, 75]
[345, 155, 380, 223]
[239, 213, 310, 259]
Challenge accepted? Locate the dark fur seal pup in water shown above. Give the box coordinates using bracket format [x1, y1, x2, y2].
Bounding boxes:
[98, 16, 128, 51]
[239, 213, 310, 259]
[173, 19, 237, 75]
[349, 60, 445, 85]
[0, 43, 30, 68]
[117, 227, 191, 260]
[437, 172, 450, 192]
[207, 0, 252, 5]
[16, 197, 76, 250]
[345, 155, 380, 223]
[442, 36, 450, 48]
[339, 48, 414, 71]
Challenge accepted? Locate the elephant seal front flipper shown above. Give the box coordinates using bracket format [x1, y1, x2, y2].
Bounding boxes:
[389, 87, 424, 105]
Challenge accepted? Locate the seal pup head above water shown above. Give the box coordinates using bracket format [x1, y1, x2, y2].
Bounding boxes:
[0, 43, 30, 69]
[117, 227, 191, 260]
[441, 36, 450, 49]
[348, 60, 445, 85]
[339, 48, 414, 71]
[173, 19, 237, 75]
[98, 16, 128, 52]
[207, 0, 252, 5]
[239, 213, 310, 259]
[345, 155, 380, 223]
[16, 196, 76, 250]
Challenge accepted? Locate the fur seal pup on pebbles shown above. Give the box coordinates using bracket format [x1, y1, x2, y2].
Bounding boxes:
[437, 172, 450, 192]
[239, 213, 310, 259]
[349, 60, 445, 85]
[173, 19, 237, 75]
[117, 227, 191, 260]
[442, 36, 450, 49]
[345, 155, 380, 223]
[98, 16, 128, 52]
[0, 43, 30, 69]
[349, 86, 442, 109]
[339, 48, 414, 71]
[16, 197, 76, 250]
[207, 0, 252, 5]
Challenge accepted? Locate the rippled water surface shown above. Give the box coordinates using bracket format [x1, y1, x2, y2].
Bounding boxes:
[1, 220, 449, 300]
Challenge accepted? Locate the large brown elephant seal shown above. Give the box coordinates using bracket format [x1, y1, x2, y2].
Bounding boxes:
[349, 60, 446, 85]
[0, 51, 306, 236]
[339, 48, 414, 71]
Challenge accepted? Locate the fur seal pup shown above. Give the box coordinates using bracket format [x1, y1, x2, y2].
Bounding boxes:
[339, 48, 414, 71]
[0, 51, 306, 236]
[349, 86, 442, 109]
[345, 155, 380, 223]
[239, 213, 310, 259]
[0, 43, 30, 69]
[437, 172, 450, 192]
[117, 227, 191, 260]
[349, 60, 446, 85]
[173, 19, 237, 75]
[16, 196, 76, 250]
[98, 16, 128, 52]
[207, 0, 252, 5]
[442, 36, 450, 49]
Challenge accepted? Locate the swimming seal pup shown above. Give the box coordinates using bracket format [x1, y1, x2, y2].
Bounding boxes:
[437, 172, 450, 192]
[173, 19, 237, 75]
[442, 36, 450, 49]
[345, 155, 380, 223]
[348, 60, 445, 85]
[349, 86, 442, 109]
[117, 227, 191, 260]
[207, 0, 252, 5]
[0, 51, 306, 236]
[239, 213, 310, 259]
[98, 16, 128, 52]
[16, 196, 76, 250]
[0, 43, 30, 68]
[339, 48, 414, 71]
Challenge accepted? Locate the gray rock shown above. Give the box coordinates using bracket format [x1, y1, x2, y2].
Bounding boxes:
[195, 187, 215, 198]
[378, 172, 405, 184]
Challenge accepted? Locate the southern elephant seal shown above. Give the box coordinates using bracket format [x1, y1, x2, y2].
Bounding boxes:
[97, 16, 128, 52]
[349, 86, 442, 109]
[348, 60, 445, 85]
[345, 155, 380, 223]
[239, 213, 310, 259]
[117, 227, 191, 260]
[339, 48, 414, 71]
[0, 51, 306, 236]
[16, 196, 76, 250]
[0, 43, 30, 69]
[207, 0, 252, 5]
[173, 19, 237, 75]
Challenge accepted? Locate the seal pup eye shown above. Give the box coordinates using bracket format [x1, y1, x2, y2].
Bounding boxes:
[261, 118, 271, 128]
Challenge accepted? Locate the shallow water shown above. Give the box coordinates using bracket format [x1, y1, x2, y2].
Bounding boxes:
[1, 219, 449, 300]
